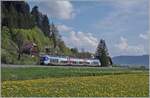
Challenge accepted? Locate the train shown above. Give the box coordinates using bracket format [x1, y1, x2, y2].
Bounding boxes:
[40, 55, 101, 66]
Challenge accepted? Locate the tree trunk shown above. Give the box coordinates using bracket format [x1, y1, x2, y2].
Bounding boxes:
[109, 57, 113, 65]
[18, 53, 21, 60]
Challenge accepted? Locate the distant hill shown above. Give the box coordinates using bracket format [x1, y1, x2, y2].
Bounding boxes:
[112, 55, 149, 67]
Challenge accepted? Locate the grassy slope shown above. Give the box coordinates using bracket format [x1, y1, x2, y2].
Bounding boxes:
[1, 27, 51, 64]
[1, 27, 73, 64]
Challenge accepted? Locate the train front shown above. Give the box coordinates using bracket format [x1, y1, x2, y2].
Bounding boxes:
[40, 55, 50, 65]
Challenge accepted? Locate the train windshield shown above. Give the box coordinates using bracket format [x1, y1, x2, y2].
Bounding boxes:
[40, 56, 49, 61]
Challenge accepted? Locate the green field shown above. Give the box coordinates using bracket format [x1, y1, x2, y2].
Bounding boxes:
[1, 66, 149, 97]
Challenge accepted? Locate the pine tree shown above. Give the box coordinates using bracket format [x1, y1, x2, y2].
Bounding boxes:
[17, 13, 24, 28]
[8, 3, 18, 28]
[31, 6, 40, 26]
[2, 2, 8, 26]
[41, 15, 50, 36]
[31, 6, 50, 36]
[95, 39, 111, 67]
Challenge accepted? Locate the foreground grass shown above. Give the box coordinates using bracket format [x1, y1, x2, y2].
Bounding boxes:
[2, 74, 149, 97]
[1, 66, 149, 97]
[1, 66, 148, 81]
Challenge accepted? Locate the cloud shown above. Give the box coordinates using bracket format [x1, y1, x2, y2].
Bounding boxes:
[57, 24, 73, 32]
[139, 33, 148, 40]
[57, 24, 98, 52]
[93, 0, 148, 56]
[115, 37, 145, 55]
[107, 0, 146, 10]
[62, 30, 98, 52]
[115, 37, 128, 50]
[94, 0, 148, 36]
[139, 32, 149, 40]
[29, 0, 75, 20]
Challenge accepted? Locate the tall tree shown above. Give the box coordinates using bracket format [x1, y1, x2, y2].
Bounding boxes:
[31, 6, 40, 26]
[49, 23, 60, 48]
[71, 48, 78, 57]
[10, 30, 25, 60]
[41, 15, 50, 36]
[8, 3, 18, 28]
[31, 6, 50, 36]
[1, 2, 9, 26]
[95, 39, 112, 67]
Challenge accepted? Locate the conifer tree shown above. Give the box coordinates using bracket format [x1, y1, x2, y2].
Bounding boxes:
[31, 6, 50, 36]
[8, 3, 18, 28]
[31, 6, 40, 26]
[95, 39, 112, 67]
[41, 15, 50, 36]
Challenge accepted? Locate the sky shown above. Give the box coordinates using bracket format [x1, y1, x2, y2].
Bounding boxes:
[28, 0, 149, 57]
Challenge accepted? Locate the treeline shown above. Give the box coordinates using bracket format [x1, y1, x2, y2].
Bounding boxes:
[2, 1, 50, 36]
[2, 1, 34, 29]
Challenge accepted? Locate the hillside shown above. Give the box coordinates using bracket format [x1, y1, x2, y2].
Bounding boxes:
[1, 1, 73, 64]
[112, 55, 149, 67]
[1, 1, 94, 65]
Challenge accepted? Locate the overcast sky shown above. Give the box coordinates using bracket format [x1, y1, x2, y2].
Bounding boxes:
[28, 0, 149, 56]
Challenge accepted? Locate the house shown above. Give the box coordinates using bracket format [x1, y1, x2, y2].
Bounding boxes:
[22, 42, 38, 56]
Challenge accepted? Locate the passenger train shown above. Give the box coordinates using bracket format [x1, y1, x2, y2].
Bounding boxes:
[40, 55, 101, 66]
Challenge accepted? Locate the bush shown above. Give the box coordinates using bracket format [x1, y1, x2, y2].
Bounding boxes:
[1, 49, 16, 64]
[1, 49, 38, 65]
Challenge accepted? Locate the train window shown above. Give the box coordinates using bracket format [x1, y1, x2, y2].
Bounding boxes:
[79, 62, 82, 64]
[50, 59, 53, 62]
[54, 59, 58, 63]
[72, 61, 77, 64]
[86, 62, 90, 64]
[50, 59, 58, 63]
[79, 61, 90, 64]
[61, 61, 68, 63]
[83, 62, 90, 64]
[92, 62, 99, 64]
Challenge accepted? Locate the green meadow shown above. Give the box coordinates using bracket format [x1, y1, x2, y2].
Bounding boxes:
[1, 66, 149, 97]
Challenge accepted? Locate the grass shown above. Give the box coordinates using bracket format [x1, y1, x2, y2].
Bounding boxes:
[1, 66, 148, 81]
[2, 74, 149, 97]
[1, 66, 149, 97]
